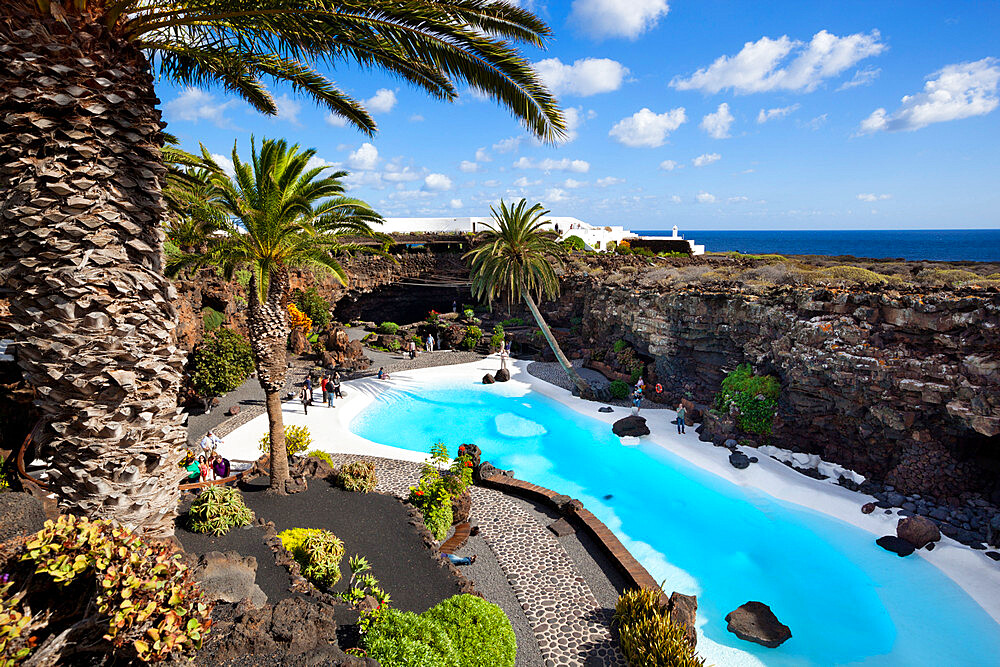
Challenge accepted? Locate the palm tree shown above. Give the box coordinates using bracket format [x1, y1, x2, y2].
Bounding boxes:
[465, 199, 591, 397]
[170, 137, 383, 492]
[0, 1, 563, 537]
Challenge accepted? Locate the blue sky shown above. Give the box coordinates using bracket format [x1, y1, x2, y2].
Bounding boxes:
[159, 1, 1000, 231]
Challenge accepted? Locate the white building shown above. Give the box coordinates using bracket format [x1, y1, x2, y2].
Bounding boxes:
[380, 216, 705, 255]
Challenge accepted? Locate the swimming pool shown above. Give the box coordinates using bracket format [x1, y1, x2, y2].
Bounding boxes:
[350, 375, 1000, 666]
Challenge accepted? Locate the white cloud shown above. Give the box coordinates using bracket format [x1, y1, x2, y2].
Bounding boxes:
[554, 106, 595, 144]
[659, 159, 678, 171]
[728, 196, 749, 203]
[757, 103, 800, 123]
[596, 176, 625, 187]
[801, 113, 828, 130]
[482, 179, 501, 187]
[164, 87, 238, 128]
[274, 94, 301, 125]
[570, 0, 670, 40]
[671, 30, 886, 94]
[493, 137, 522, 153]
[450, 198, 463, 209]
[696, 191, 717, 203]
[545, 187, 569, 202]
[409, 114, 424, 122]
[858, 58, 1000, 133]
[366, 88, 397, 113]
[513, 157, 590, 173]
[692, 152, 721, 167]
[210, 153, 236, 177]
[701, 102, 734, 138]
[348, 143, 379, 170]
[388, 189, 434, 201]
[563, 178, 587, 189]
[459, 160, 480, 173]
[857, 193, 891, 202]
[383, 162, 421, 182]
[534, 57, 629, 96]
[512, 176, 539, 187]
[325, 113, 348, 127]
[669, 195, 682, 204]
[305, 155, 339, 172]
[475, 147, 492, 162]
[838, 67, 881, 91]
[424, 173, 453, 191]
[609, 107, 687, 147]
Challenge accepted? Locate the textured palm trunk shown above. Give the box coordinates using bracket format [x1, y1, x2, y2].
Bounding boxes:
[247, 268, 291, 492]
[522, 292, 591, 397]
[0, 8, 187, 536]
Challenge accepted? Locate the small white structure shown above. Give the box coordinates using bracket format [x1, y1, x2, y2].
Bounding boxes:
[380, 216, 704, 255]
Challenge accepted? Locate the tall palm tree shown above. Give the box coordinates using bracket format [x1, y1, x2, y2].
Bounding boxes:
[465, 199, 591, 397]
[170, 137, 383, 492]
[0, 1, 563, 537]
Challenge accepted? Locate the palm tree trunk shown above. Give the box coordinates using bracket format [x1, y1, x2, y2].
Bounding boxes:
[247, 268, 291, 492]
[522, 292, 591, 398]
[0, 8, 187, 537]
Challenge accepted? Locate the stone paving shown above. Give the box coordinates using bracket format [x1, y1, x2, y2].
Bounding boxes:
[325, 453, 624, 667]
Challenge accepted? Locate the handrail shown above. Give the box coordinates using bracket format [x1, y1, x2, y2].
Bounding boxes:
[15, 420, 48, 491]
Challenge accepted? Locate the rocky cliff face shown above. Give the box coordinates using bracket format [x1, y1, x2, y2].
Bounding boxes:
[556, 276, 1000, 504]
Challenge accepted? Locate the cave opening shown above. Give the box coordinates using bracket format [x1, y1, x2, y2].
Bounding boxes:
[955, 428, 1000, 503]
[333, 282, 474, 326]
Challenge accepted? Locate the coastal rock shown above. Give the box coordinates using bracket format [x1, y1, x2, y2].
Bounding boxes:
[729, 451, 751, 470]
[724, 438, 739, 449]
[612, 415, 649, 437]
[0, 492, 45, 543]
[482, 373, 495, 384]
[876, 535, 915, 557]
[725, 601, 791, 648]
[668, 592, 699, 649]
[897, 515, 941, 549]
[494, 368, 511, 382]
[599, 406, 614, 413]
[862, 502, 877, 514]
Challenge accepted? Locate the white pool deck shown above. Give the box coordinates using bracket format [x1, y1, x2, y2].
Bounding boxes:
[216, 356, 1000, 633]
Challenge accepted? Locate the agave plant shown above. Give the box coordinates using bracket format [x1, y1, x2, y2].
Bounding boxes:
[0, 0, 563, 536]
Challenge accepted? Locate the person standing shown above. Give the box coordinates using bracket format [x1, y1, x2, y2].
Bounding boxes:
[676, 403, 687, 434]
[499, 345, 508, 370]
[332, 376, 343, 399]
[426, 333, 435, 353]
[300, 383, 310, 415]
[452, 300, 457, 313]
[408, 339, 417, 360]
[305, 376, 313, 402]
[632, 387, 642, 414]
[320, 376, 328, 404]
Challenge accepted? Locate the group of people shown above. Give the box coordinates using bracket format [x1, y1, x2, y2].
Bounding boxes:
[300, 373, 343, 414]
[629, 377, 688, 433]
[183, 430, 231, 482]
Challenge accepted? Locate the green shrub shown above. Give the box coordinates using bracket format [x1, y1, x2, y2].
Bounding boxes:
[614, 587, 705, 667]
[5, 515, 211, 664]
[335, 461, 378, 493]
[338, 555, 392, 634]
[609, 380, 630, 400]
[408, 443, 472, 540]
[201, 306, 225, 331]
[386, 337, 402, 352]
[715, 363, 780, 435]
[424, 594, 516, 667]
[613, 339, 629, 353]
[377, 322, 400, 335]
[259, 424, 313, 457]
[463, 308, 476, 321]
[278, 528, 345, 587]
[235, 269, 252, 288]
[458, 325, 483, 351]
[489, 325, 505, 351]
[630, 365, 644, 385]
[306, 449, 334, 467]
[188, 486, 254, 535]
[562, 235, 586, 251]
[500, 317, 525, 328]
[365, 595, 514, 667]
[292, 286, 332, 328]
[190, 328, 255, 399]
[816, 266, 898, 286]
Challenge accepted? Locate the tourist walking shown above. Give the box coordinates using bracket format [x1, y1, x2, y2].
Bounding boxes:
[199, 430, 222, 455]
[305, 376, 313, 401]
[320, 376, 328, 404]
[632, 387, 642, 414]
[426, 333, 435, 353]
[408, 340, 417, 360]
[499, 345, 508, 370]
[676, 403, 687, 434]
[300, 383, 311, 415]
[332, 376, 343, 399]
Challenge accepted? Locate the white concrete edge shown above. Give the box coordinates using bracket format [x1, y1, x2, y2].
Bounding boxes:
[216, 354, 1000, 626]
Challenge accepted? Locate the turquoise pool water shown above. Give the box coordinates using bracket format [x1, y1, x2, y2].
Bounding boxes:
[350, 379, 1000, 666]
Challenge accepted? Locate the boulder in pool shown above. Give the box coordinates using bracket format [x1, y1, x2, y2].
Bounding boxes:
[612, 415, 649, 437]
[725, 601, 791, 648]
[897, 515, 941, 549]
[729, 451, 751, 469]
[494, 368, 511, 382]
[482, 373, 495, 384]
[876, 535, 915, 557]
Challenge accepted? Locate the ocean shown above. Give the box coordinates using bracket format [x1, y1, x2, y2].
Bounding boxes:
[638, 229, 1000, 263]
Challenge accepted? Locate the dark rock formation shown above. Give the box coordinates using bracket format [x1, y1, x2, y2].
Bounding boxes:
[599, 406, 614, 413]
[725, 601, 791, 648]
[729, 451, 751, 469]
[667, 592, 699, 649]
[226, 405, 240, 416]
[475, 461, 513, 482]
[862, 502, 876, 514]
[897, 515, 941, 549]
[482, 373, 495, 384]
[612, 416, 650, 437]
[451, 489, 471, 524]
[289, 329, 310, 355]
[0, 493, 45, 543]
[548, 517, 575, 537]
[876, 535, 915, 556]
[494, 368, 511, 382]
[187, 550, 267, 608]
[459, 443, 481, 468]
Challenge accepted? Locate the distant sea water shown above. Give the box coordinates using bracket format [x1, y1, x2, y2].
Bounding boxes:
[639, 229, 1000, 263]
